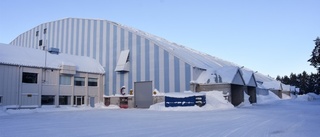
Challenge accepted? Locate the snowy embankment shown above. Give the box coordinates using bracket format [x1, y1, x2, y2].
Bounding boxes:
[0, 103, 120, 116]
[296, 93, 320, 101]
[150, 90, 283, 111]
[0, 90, 316, 115]
[0, 92, 320, 137]
[150, 91, 234, 111]
[0, 90, 283, 116]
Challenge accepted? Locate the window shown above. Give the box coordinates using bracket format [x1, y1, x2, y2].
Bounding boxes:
[22, 72, 38, 83]
[36, 31, 39, 36]
[41, 95, 55, 105]
[60, 75, 71, 85]
[44, 28, 47, 34]
[74, 77, 85, 86]
[59, 96, 71, 105]
[39, 39, 43, 46]
[0, 96, 2, 105]
[88, 78, 98, 86]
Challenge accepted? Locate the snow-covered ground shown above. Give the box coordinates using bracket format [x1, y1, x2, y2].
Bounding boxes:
[1, 91, 320, 137]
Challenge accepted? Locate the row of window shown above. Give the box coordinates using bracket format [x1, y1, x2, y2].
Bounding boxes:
[41, 95, 84, 105]
[0, 95, 86, 106]
[22, 72, 98, 86]
[35, 28, 46, 36]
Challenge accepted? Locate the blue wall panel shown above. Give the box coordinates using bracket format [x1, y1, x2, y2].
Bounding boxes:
[112, 25, 117, 95]
[164, 50, 169, 93]
[93, 20, 97, 59]
[86, 20, 91, 57]
[105, 22, 110, 95]
[154, 45, 160, 90]
[70, 19, 74, 55]
[75, 19, 80, 55]
[174, 57, 180, 92]
[145, 39, 150, 81]
[128, 32, 133, 91]
[136, 35, 141, 82]
[185, 63, 191, 90]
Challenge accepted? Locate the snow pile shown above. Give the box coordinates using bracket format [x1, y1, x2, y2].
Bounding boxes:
[237, 92, 252, 107]
[256, 90, 281, 104]
[0, 103, 120, 116]
[0, 43, 105, 74]
[281, 93, 291, 100]
[152, 89, 165, 96]
[149, 91, 234, 111]
[296, 93, 320, 101]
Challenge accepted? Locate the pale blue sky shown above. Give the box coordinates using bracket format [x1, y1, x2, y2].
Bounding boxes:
[1, 0, 319, 77]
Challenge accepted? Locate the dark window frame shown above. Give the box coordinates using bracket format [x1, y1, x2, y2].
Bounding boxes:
[22, 72, 38, 84]
[41, 95, 55, 105]
[74, 77, 85, 86]
[88, 78, 98, 86]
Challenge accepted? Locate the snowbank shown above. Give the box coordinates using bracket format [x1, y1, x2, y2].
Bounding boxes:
[256, 90, 281, 104]
[0, 103, 120, 116]
[296, 93, 320, 101]
[237, 92, 252, 107]
[149, 91, 234, 111]
[281, 93, 291, 100]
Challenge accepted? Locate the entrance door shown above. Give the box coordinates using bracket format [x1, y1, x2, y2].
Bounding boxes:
[89, 97, 95, 107]
[134, 81, 153, 108]
[74, 96, 84, 106]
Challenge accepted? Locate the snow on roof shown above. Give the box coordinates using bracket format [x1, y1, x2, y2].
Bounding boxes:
[10, 17, 281, 86]
[0, 43, 105, 74]
[281, 84, 291, 92]
[116, 19, 237, 70]
[241, 69, 257, 87]
[254, 72, 276, 82]
[194, 66, 245, 85]
[262, 80, 282, 90]
[290, 86, 296, 91]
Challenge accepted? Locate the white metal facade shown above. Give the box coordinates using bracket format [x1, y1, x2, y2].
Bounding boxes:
[0, 64, 104, 107]
[10, 18, 193, 95]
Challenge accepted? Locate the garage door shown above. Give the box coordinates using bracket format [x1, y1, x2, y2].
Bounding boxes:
[134, 81, 153, 108]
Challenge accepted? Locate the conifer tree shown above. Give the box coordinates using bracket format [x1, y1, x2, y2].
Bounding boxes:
[308, 37, 320, 73]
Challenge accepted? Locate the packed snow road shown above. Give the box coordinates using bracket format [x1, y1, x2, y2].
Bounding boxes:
[1, 98, 320, 137]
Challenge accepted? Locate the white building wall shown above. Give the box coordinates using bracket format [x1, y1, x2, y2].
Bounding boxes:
[0, 64, 19, 106]
[10, 18, 193, 95]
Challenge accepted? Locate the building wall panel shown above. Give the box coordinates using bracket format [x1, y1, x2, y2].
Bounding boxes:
[9, 18, 194, 96]
[0, 65, 19, 106]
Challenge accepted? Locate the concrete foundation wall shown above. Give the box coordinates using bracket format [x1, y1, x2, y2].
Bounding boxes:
[191, 83, 231, 92]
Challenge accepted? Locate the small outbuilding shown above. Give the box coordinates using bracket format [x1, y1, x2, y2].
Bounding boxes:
[262, 80, 282, 99]
[281, 84, 291, 99]
[190, 66, 246, 106]
[241, 69, 257, 103]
